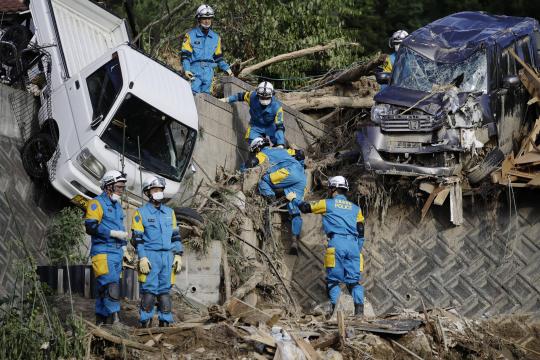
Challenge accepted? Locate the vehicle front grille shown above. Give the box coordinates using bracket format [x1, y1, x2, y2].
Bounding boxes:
[381, 113, 439, 132]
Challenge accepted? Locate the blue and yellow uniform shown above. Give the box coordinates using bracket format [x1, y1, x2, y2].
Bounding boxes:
[380, 52, 396, 90]
[246, 147, 306, 236]
[227, 91, 285, 146]
[131, 203, 182, 324]
[84, 193, 126, 318]
[292, 194, 365, 305]
[181, 27, 230, 94]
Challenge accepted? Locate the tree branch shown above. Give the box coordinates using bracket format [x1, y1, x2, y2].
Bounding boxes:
[238, 40, 359, 77]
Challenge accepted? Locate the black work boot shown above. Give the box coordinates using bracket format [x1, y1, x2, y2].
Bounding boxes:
[289, 236, 300, 255]
[139, 320, 152, 328]
[159, 320, 170, 327]
[354, 303, 364, 317]
[95, 314, 107, 325]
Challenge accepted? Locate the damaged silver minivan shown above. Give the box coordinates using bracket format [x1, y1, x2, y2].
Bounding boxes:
[359, 11, 540, 183]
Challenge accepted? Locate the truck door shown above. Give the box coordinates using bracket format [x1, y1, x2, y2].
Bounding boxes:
[67, 53, 125, 150]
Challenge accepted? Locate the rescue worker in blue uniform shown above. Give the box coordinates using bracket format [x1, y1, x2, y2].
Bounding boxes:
[243, 137, 306, 254]
[380, 30, 408, 89]
[286, 176, 366, 316]
[85, 170, 131, 325]
[181, 4, 233, 94]
[131, 176, 183, 327]
[220, 81, 285, 147]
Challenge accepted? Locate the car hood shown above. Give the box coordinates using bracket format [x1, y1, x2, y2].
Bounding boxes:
[374, 85, 471, 115]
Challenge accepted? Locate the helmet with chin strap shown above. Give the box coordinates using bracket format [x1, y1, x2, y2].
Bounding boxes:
[100, 170, 126, 189]
[328, 175, 349, 191]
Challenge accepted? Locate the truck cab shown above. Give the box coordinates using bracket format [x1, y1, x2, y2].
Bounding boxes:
[22, 0, 197, 204]
[360, 12, 540, 183]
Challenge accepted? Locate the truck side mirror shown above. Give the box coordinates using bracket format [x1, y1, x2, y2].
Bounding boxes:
[502, 75, 520, 89]
[375, 72, 392, 85]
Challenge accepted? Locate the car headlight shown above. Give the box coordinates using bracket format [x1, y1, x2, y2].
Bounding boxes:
[371, 104, 390, 124]
[77, 148, 106, 180]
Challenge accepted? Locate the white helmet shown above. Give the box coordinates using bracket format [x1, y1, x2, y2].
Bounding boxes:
[196, 4, 215, 19]
[142, 176, 166, 192]
[249, 137, 270, 153]
[328, 176, 349, 191]
[389, 30, 409, 49]
[100, 170, 126, 189]
[256, 81, 274, 99]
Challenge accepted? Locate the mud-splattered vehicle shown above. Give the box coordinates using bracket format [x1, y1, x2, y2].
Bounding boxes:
[359, 12, 540, 184]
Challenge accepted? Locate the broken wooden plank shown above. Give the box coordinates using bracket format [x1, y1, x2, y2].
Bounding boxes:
[421, 186, 443, 220]
[391, 339, 424, 360]
[337, 310, 346, 349]
[143, 333, 163, 347]
[226, 297, 272, 326]
[84, 320, 158, 352]
[291, 334, 321, 360]
[433, 187, 450, 206]
[419, 182, 436, 194]
[449, 182, 463, 226]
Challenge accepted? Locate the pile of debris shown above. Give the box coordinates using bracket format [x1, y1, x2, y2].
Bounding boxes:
[74, 293, 540, 359]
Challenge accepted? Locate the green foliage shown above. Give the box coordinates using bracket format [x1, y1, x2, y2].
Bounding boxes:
[46, 207, 87, 265]
[0, 265, 87, 359]
[105, 0, 539, 89]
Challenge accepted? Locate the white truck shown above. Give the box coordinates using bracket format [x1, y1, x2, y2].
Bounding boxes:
[20, 0, 198, 205]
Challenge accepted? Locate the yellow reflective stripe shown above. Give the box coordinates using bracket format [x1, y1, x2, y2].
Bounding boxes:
[274, 106, 284, 124]
[324, 247, 335, 268]
[287, 148, 296, 156]
[138, 273, 147, 283]
[360, 253, 364, 272]
[181, 33, 193, 53]
[244, 91, 251, 105]
[255, 152, 267, 164]
[310, 199, 327, 214]
[382, 55, 392, 72]
[269, 168, 289, 184]
[214, 36, 222, 56]
[172, 211, 177, 228]
[171, 271, 176, 285]
[131, 210, 144, 232]
[85, 199, 103, 222]
[244, 126, 251, 140]
[92, 254, 109, 277]
[356, 209, 365, 223]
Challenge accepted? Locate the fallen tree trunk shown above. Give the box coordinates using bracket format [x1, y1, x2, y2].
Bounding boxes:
[286, 95, 374, 111]
[318, 53, 386, 85]
[238, 40, 359, 77]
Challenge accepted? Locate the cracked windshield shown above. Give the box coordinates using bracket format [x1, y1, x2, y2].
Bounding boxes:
[392, 47, 487, 93]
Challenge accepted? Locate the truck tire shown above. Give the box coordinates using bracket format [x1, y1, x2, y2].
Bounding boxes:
[0, 25, 33, 66]
[21, 133, 55, 180]
[466, 148, 505, 184]
[174, 207, 204, 238]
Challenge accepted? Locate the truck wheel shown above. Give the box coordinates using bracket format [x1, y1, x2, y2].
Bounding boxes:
[0, 25, 33, 66]
[174, 207, 204, 238]
[466, 148, 505, 184]
[21, 133, 55, 180]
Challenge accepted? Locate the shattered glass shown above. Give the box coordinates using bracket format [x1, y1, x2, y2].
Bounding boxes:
[392, 48, 488, 93]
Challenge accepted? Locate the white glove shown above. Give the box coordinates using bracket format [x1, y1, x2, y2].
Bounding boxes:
[226, 69, 234, 76]
[139, 257, 151, 274]
[173, 254, 182, 273]
[286, 192, 297, 201]
[185, 71, 194, 80]
[219, 97, 229, 103]
[110, 230, 129, 240]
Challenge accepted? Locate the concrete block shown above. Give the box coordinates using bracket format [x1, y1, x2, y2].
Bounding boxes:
[174, 240, 222, 305]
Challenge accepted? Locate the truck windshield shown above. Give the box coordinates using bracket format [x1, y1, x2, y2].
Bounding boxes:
[101, 93, 197, 182]
[392, 48, 487, 93]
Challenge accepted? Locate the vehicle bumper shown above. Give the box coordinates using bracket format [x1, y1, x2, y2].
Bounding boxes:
[357, 127, 461, 177]
[50, 159, 102, 205]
